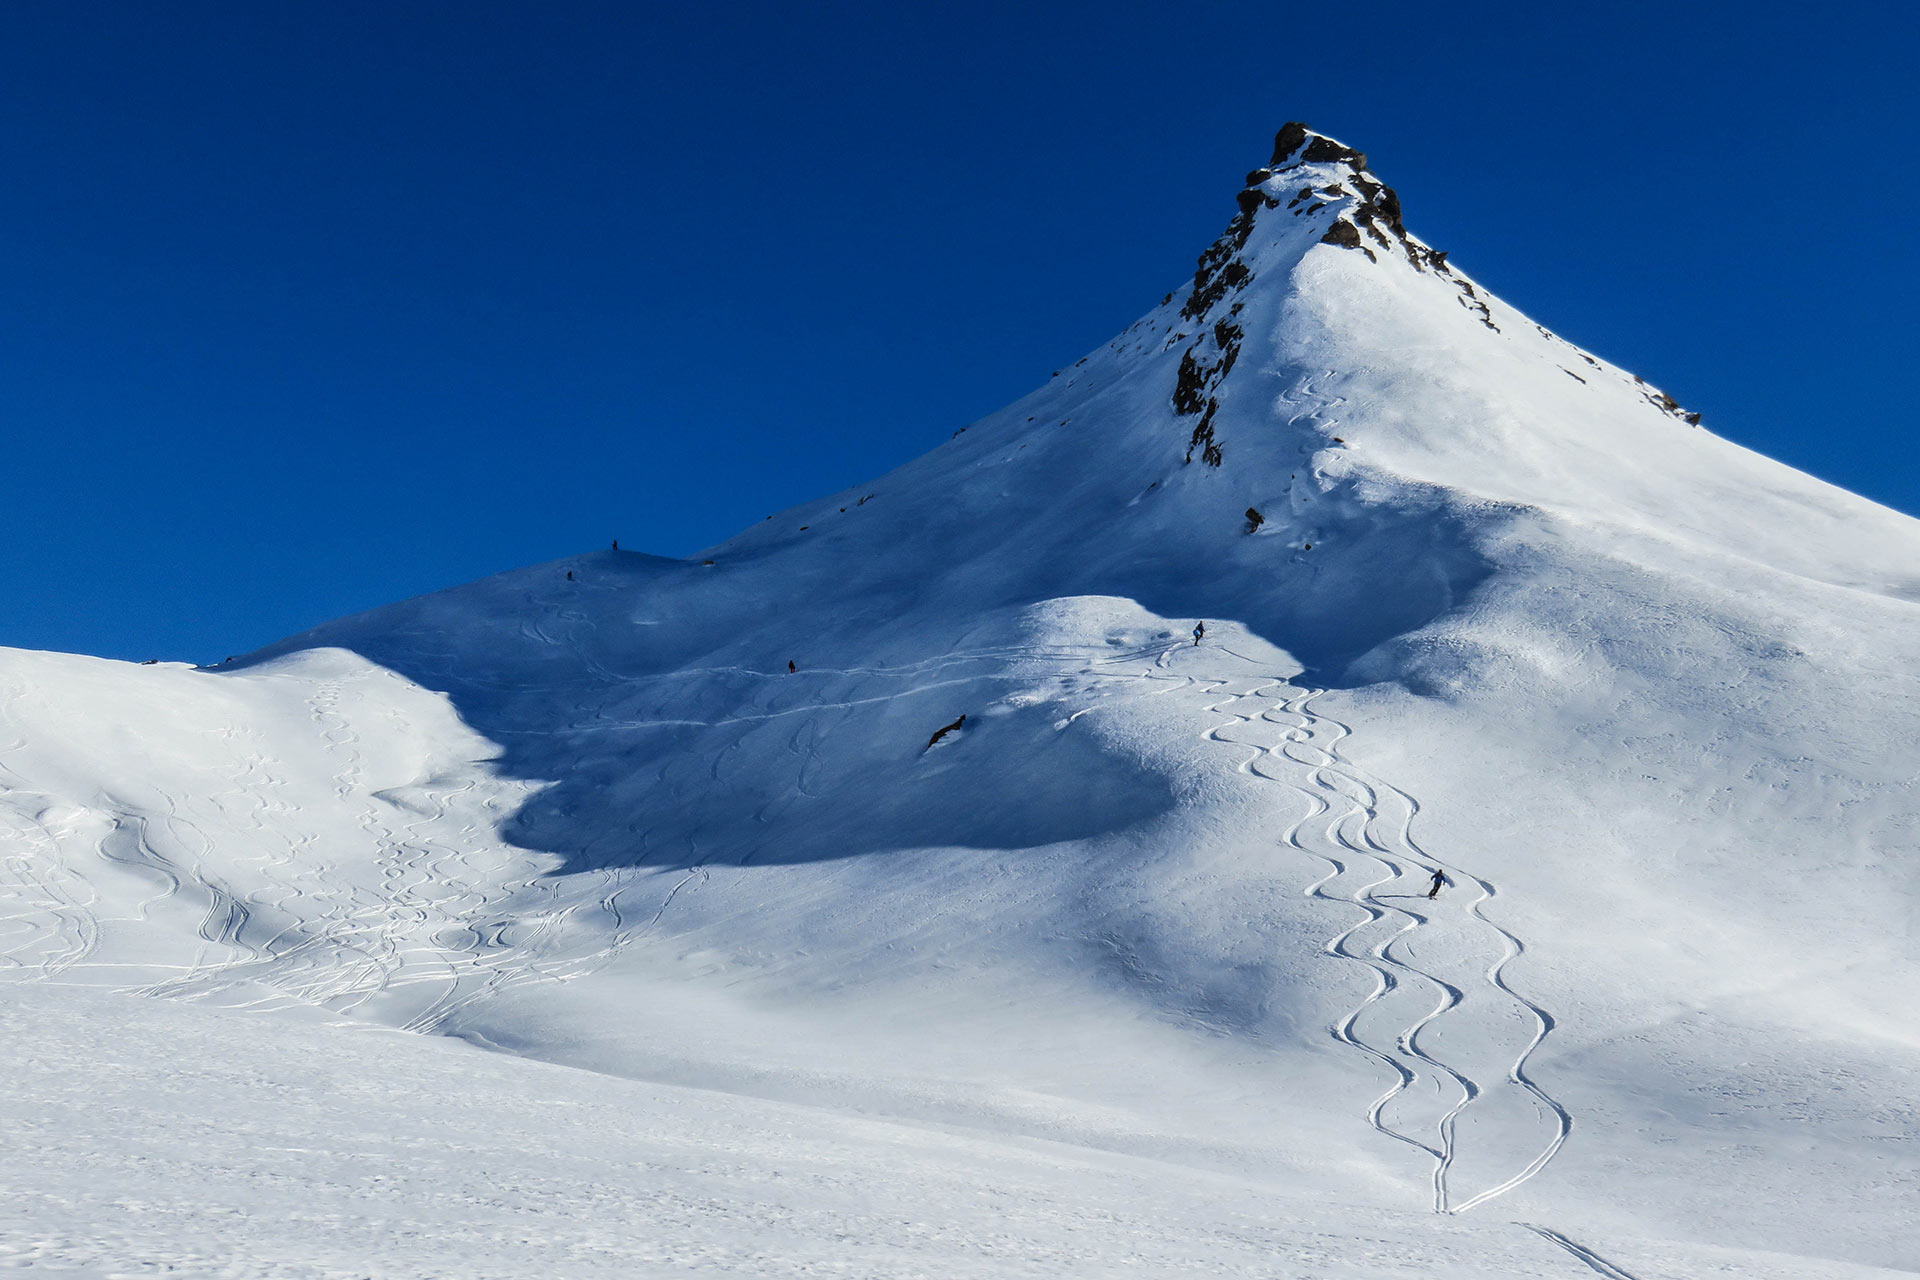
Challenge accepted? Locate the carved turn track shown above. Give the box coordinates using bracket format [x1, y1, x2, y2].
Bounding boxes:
[1200, 669, 1571, 1215]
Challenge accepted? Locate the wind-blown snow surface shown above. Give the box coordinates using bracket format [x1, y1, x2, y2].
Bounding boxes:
[4, 126, 1918, 1277]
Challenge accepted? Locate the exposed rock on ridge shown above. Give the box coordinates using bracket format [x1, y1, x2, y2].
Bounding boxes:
[1164, 121, 1706, 461]
[1169, 123, 1491, 464]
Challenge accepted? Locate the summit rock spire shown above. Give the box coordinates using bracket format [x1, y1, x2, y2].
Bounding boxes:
[1171, 122, 1505, 465]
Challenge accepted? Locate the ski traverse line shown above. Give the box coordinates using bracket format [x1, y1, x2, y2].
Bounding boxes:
[499, 595, 1176, 691]
[1518, 1224, 1642, 1280]
[1193, 669, 1570, 1216]
[536, 671, 1043, 737]
[459, 636, 1212, 1017]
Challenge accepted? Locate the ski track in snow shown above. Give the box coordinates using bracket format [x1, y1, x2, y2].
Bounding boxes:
[0, 663, 650, 1031]
[1196, 655, 1571, 1216]
[0, 674, 103, 981]
[3, 629, 1580, 1231]
[1518, 1223, 1644, 1279]
[11, 121, 1920, 1279]
[0, 634, 1791, 1280]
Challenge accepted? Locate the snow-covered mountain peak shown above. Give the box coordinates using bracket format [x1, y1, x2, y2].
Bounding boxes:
[1267, 119, 1356, 166]
[1160, 122, 1490, 466]
[1179, 122, 1448, 327]
[6, 122, 1920, 1278]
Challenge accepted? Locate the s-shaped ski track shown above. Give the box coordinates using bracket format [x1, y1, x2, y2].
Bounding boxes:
[1198, 666, 1571, 1216]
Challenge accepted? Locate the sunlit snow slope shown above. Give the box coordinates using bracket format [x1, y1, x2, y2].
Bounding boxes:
[4, 125, 1917, 1279]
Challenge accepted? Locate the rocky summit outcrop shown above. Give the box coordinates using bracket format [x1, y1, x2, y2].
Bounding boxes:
[1168, 124, 1703, 462]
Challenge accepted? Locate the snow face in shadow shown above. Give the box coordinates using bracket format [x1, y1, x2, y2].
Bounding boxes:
[490, 606, 1184, 870]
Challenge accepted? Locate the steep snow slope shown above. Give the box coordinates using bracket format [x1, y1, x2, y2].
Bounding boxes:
[3, 125, 1917, 1277]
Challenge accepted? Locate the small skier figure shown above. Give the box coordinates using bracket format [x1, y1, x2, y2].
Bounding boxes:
[1192, 621, 1206, 646]
[788, 660, 797, 674]
[611, 538, 619, 551]
[1426, 868, 1449, 899]
[566, 570, 574, 581]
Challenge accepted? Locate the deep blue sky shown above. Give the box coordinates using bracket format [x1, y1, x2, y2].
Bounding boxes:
[4, 2, 1915, 662]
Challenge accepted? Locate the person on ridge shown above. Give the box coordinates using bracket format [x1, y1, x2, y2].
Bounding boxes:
[1426, 868, 1449, 899]
[788, 660, 797, 674]
[1192, 621, 1206, 646]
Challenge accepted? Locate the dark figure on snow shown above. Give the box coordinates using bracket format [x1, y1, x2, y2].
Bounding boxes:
[788, 660, 797, 674]
[566, 570, 574, 581]
[1193, 621, 1206, 646]
[1426, 869, 1449, 899]
[611, 539, 619, 551]
[926, 714, 966, 749]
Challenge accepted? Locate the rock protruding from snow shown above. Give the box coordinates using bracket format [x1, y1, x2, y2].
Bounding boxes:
[1264, 122, 1451, 275]
[1173, 123, 1447, 463]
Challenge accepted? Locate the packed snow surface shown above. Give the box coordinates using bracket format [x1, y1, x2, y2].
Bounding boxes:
[4, 126, 1917, 1278]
